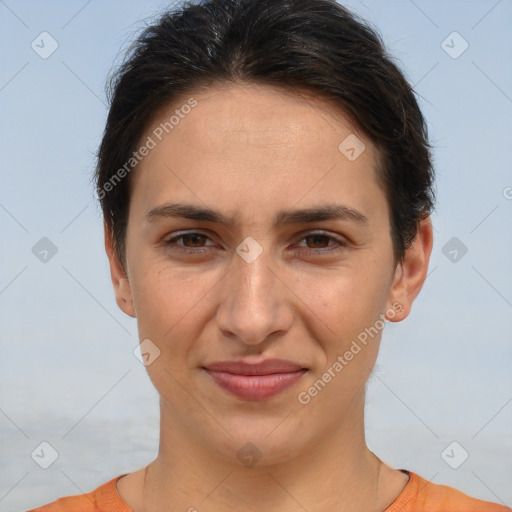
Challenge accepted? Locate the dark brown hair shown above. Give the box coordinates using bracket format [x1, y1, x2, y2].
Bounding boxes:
[95, 0, 435, 268]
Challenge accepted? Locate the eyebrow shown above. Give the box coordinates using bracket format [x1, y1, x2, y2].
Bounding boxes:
[146, 201, 368, 227]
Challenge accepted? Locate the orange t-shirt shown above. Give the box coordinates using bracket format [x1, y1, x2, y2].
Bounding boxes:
[28, 470, 511, 512]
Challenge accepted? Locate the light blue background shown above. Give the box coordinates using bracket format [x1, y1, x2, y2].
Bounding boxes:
[1, 0, 511, 510]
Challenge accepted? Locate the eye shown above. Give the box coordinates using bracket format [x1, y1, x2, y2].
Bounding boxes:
[163, 232, 216, 254]
[293, 231, 347, 255]
[162, 230, 347, 256]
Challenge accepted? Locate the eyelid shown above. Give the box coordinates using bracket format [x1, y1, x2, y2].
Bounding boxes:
[163, 230, 218, 249]
[166, 229, 216, 242]
[294, 229, 346, 244]
[163, 229, 348, 253]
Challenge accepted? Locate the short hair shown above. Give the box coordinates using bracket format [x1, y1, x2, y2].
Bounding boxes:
[95, 0, 435, 268]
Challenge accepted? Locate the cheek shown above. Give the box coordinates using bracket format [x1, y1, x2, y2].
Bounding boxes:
[129, 266, 220, 399]
[294, 272, 386, 408]
[130, 262, 221, 341]
[294, 264, 390, 346]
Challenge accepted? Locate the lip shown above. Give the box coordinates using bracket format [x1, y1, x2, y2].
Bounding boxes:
[203, 359, 308, 400]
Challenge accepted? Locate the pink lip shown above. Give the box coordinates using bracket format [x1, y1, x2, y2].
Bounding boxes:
[203, 359, 308, 400]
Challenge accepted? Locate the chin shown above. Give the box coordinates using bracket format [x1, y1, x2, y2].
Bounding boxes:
[202, 414, 311, 468]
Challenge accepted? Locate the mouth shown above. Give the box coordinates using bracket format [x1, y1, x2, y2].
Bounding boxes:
[202, 359, 308, 400]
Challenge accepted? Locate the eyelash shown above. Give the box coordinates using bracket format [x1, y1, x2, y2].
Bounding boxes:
[163, 231, 348, 256]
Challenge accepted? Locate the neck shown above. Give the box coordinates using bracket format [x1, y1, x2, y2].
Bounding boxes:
[140, 388, 397, 512]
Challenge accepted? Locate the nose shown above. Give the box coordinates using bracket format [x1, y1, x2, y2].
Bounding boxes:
[215, 244, 294, 346]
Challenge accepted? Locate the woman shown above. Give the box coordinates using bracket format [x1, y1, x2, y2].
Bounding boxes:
[29, 0, 511, 510]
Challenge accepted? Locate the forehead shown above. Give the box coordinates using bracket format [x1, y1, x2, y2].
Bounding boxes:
[129, 82, 386, 226]
[153, 82, 377, 158]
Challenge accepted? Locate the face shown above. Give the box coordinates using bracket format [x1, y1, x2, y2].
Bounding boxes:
[107, 82, 431, 465]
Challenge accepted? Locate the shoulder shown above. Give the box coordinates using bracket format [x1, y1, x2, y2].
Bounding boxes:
[26, 475, 131, 512]
[386, 471, 512, 512]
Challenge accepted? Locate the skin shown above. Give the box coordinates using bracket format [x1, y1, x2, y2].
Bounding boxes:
[106, 82, 433, 512]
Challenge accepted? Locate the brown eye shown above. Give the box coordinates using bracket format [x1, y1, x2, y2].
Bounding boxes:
[179, 233, 208, 247]
[294, 231, 347, 256]
[163, 231, 216, 255]
[304, 234, 332, 249]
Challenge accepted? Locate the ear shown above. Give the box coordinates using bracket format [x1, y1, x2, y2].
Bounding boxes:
[385, 216, 433, 322]
[104, 221, 136, 318]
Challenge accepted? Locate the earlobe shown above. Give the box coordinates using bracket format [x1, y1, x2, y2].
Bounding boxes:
[116, 276, 136, 318]
[386, 216, 433, 323]
[104, 222, 136, 318]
